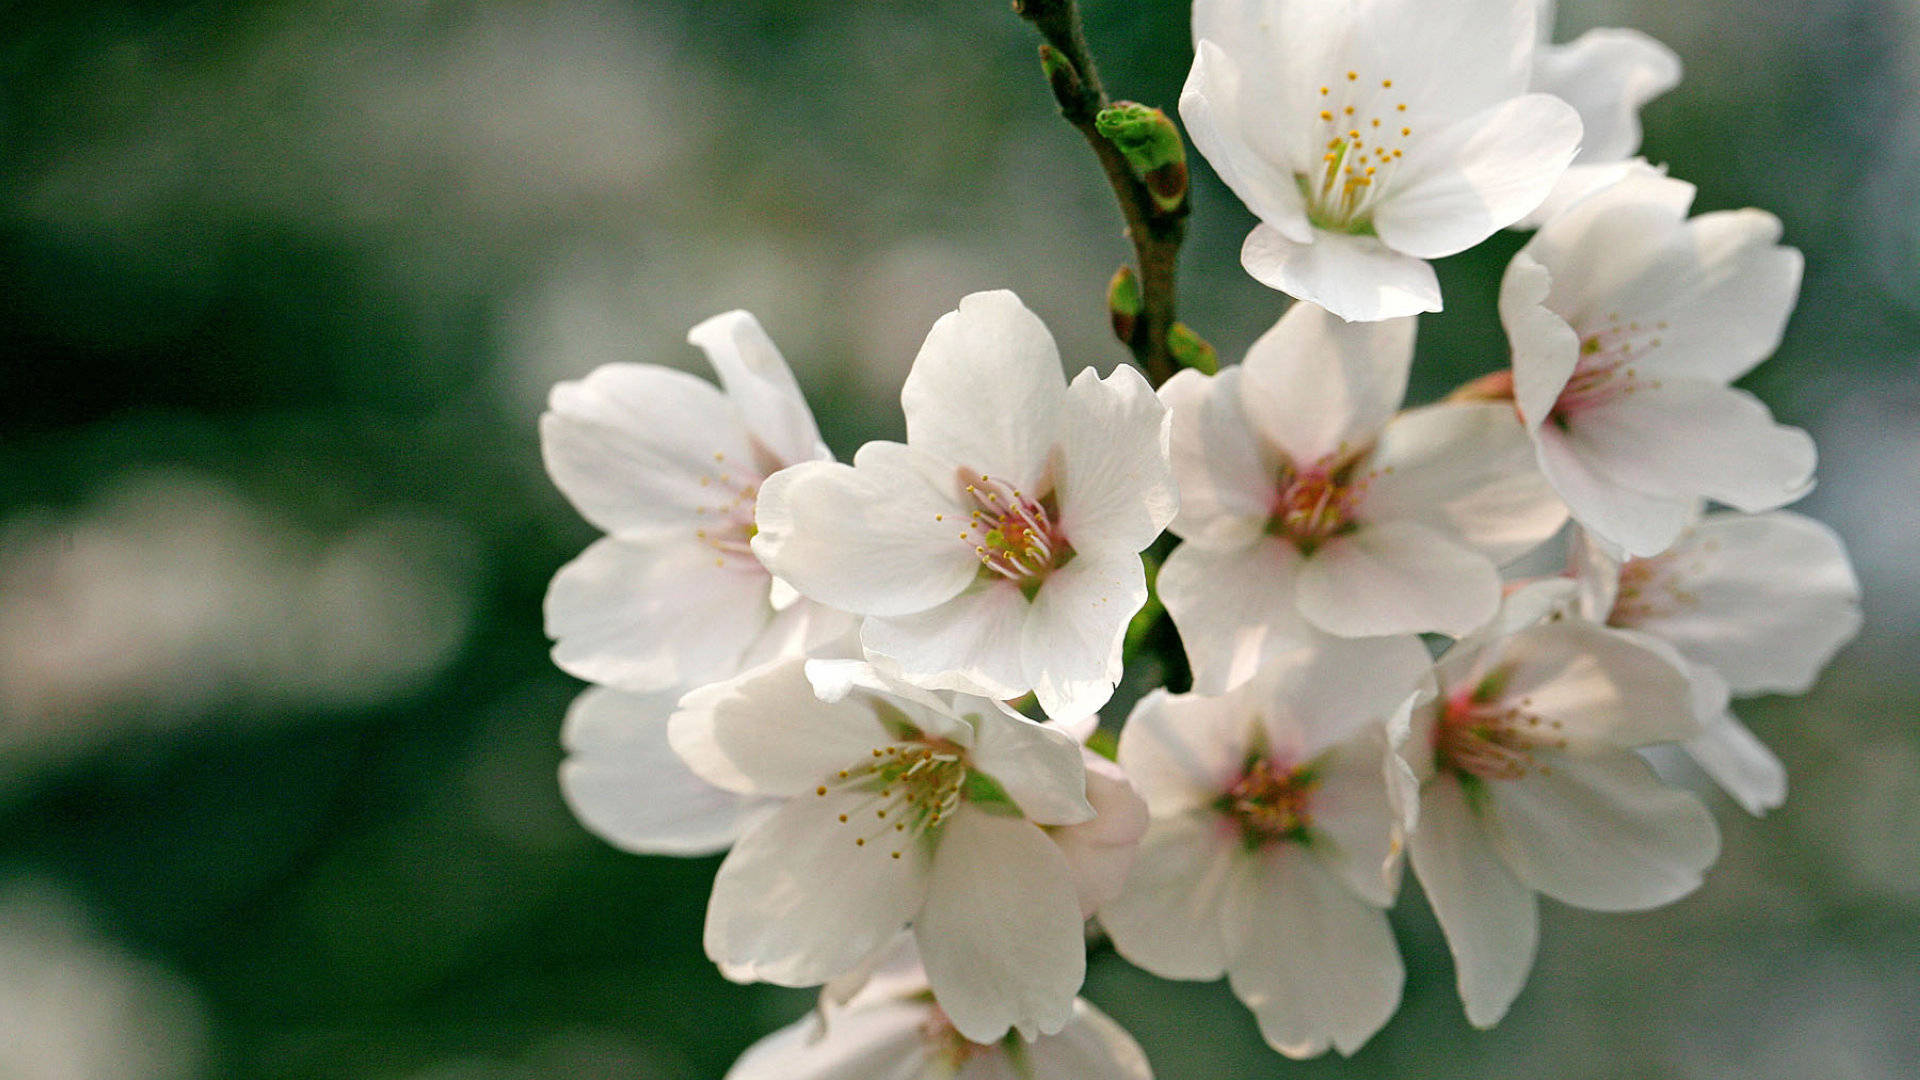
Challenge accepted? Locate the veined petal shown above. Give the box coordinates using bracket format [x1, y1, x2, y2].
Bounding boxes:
[1491, 620, 1698, 748]
[1685, 708, 1788, 816]
[1408, 774, 1539, 1029]
[1160, 367, 1274, 545]
[545, 536, 770, 694]
[861, 581, 1030, 702]
[1535, 422, 1699, 557]
[1295, 520, 1502, 638]
[1517, 157, 1664, 230]
[1159, 538, 1316, 695]
[964, 707, 1094, 827]
[1347, 0, 1536, 115]
[673, 658, 899, 797]
[1099, 811, 1242, 980]
[1242, 224, 1442, 322]
[902, 290, 1067, 488]
[1363, 401, 1569, 565]
[916, 807, 1085, 1043]
[1501, 252, 1582, 431]
[559, 686, 765, 856]
[1118, 688, 1258, 816]
[689, 310, 830, 468]
[1532, 28, 1681, 163]
[1223, 843, 1403, 1059]
[1488, 749, 1719, 911]
[1022, 549, 1146, 723]
[1373, 94, 1583, 260]
[753, 445, 980, 616]
[1523, 171, 1696, 317]
[1306, 723, 1411, 907]
[541, 364, 754, 540]
[1051, 753, 1151, 917]
[705, 794, 933, 987]
[1238, 301, 1415, 466]
[1182, 41, 1314, 243]
[1055, 364, 1176, 552]
[1258, 638, 1435, 763]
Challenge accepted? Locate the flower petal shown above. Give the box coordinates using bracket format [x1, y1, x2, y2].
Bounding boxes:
[1488, 749, 1719, 911]
[1373, 94, 1583, 259]
[1295, 520, 1502, 638]
[1407, 774, 1538, 1029]
[861, 581, 1031, 702]
[672, 658, 898, 797]
[1241, 224, 1442, 322]
[1021, 999, 1155, 1080]
[1098, 811, 1242, 980]
[964, 707, 1094, 827]
[545, 536, 770, 693]
[1304, 723, 1409, 907]
[1160, 367, 1275, 546]
[688, 310, 830, 469]
[753, 444, 981, 616]
[1534, 422, 1699, 557]
[1050, 753, 1151, 917]
[1685, 708, 1788, 816]
[901, 290, 1067, 487]
[705, 794, 933, 987]
[1159, 537, 1319, 694]
[1118, 688, 1257, 816]
[1238, 301, 1415, 466]
[1022, 549, 1146, 723]
[723, 997, 930, 1080]
[1055, 364, 1176, 553]
[1222, 844, 1402, 1058]
[559, 686, 765, 856]
[1363, 401, 1569, 565]
[1491, 619, 1698, 747]
[1531, 28, 1681, 163]
[915, 807, 1085, 1043]
[1501, 251, 1582, 430]
[1180, 40, 1314, 242]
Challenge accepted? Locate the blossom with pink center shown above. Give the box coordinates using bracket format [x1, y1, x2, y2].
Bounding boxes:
[1396, 582, 1719, 1027]
[1568, 513, 1862, 814]
[1182, 0, 1582, 321]
[753, 290, 1175, 723]
[675, 657, 1145, 1044]
[1157, 300, 1566, 690]
[1501, 171, 1815, 557]
[1099, 645, 1430, 1057]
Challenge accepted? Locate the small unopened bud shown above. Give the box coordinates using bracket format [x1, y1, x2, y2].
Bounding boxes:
[1095, 102, 1188, 213]
[1167, 322, 1217, 375]
[1038, 45, 1084, 113]
[1108, 265, 1142, 345]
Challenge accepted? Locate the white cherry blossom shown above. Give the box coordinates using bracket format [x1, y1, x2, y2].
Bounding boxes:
[725, 939, 1154, 1080]
[753, 290, 1175, 723]
[1183, 0, 1582, 321]
[673, 657, 1136, 1044]
[1398, 582, 1718, 1028]
[541, 310, 854, 694]
[1100, 644, 1428, 1058]
[1158, 300, 1566, 673]
[1569, 513, 1862, 813]
[1501, 171, 1815, 557]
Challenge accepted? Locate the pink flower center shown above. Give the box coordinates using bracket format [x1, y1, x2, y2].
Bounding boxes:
[1434, 671, 1565, 782]
[1551, 318, 1671, 425]
[1267, 455, 1372, 552]
[1301, 73, 1414, 232]
[953, 472, 1073, 595]
[1220, 755, 1320, 847]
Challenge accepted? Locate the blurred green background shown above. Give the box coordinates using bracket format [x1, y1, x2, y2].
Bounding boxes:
[2, 0, 1916, 1077]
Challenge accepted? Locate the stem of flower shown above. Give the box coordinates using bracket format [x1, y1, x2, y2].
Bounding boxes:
[1014, 0, 1189, 388]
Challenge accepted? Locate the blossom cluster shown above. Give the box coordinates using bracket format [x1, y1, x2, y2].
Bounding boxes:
[540, 0, 1860, 1074]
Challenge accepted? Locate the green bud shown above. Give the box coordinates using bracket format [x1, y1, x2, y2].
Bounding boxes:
[1107, 265, 1142, 345]
[1038, 44, 1083, 113]
[1167, 321, 1217, 375]
[1095, 102, 1189, 212]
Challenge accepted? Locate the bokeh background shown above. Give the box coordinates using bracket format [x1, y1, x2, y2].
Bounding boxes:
[3, 0, 1917, 1076]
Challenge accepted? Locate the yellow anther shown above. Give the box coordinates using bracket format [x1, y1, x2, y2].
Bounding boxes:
[1320, 110, 1333, 121]
[1401, 126, 1411, 136]
[1343, 105, 1354, 115]
[1346, 70, 1358, 80]
[1382, 78, 1393, 88]
[1396, 103, 1407, 112]
[1319, 86, 1330, 95]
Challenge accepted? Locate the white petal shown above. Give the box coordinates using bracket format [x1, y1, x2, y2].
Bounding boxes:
[1241, 223, 1442, 323]
[1347, 0, 1536, 114]
[1055, 364, 1177, 553]
[1407, 774, 1538, 1029]
[1373, 94, 1583, 259]
[1305, 724, 1409, 907]
[545, 537, 770, 693]
[1363, 401, 1569, 565]
[1180, 41, 1314, 242]
[1535, 422, 1699, 557]
[1531, 28, 1681, 163]
[1098, 811, 1242, 980]
[1222, 844, 1402, 1058]
[705, 795, 933, 987]
[1685, 708, 1788, 816]
[1488, 749, 1719, 911]
[673, 658, 899, 796]
[1517, 157, 1663, 230]
[541, 363, 754, 540]
[916, 808, 1085, 1043]
[723, 998, 930, 1080]
[1237, 301, 1414, 466]
[901, 290, 1067, 488]
[1021, 1000, 1155, 1080]
[753, 445, 981, 616]
[559, 686, 763, 856]
[1022, 549, 1146, 723]
[1491, 619, 1698, 747]
[1159, 538, 1318, 695]
[1295, 520, 1502, 638]
[964, 708, 1095, 827]
[1117, 688, 1256, 816]
[1160, 367, 1274, 546]
[861, 580, 1031, 702]
[1257, 639, 1435, 763]
[689, 310, 831, 468]
[1523, 171, 1697, 316]
[1050, 753, 1151, 917]
[1628, 511, 1861, 695]
[1500, 251, 1582, 430]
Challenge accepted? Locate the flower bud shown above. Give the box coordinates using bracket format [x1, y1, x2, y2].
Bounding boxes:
[1095, 102, 1188, 213]
[1038, 44, 1084, 114]
[1168, 321, 1216, 374]
[1107, 265, 1142, 345]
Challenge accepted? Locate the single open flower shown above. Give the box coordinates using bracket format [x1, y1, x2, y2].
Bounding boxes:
[1158, 300, 1565, 681]
[1183, 0, 1582, 320]
[541, 310, 853, 694]
[1501, 171, 1814, 557]
[674, 657, 1123, 1044]
[753, 290, 1175, 723]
